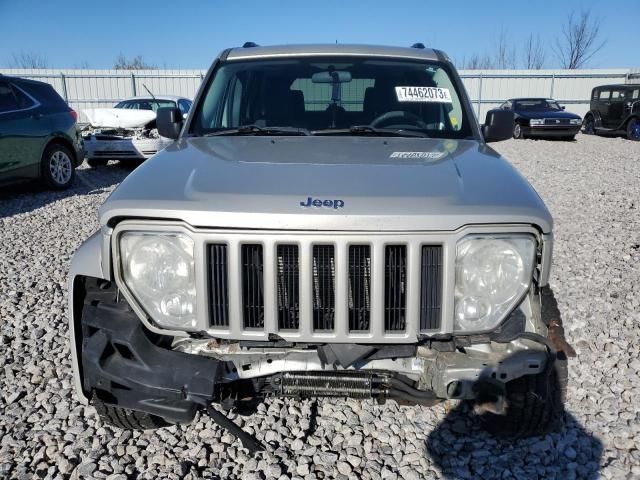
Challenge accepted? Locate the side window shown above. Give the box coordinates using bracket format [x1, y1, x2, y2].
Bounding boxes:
[633, 89, 639, 100]
[0, 81, 19, 113]
[0, 82, 36, 113]
[599, 90, 610, 100]
[10, 84, 35, 109]
[611, 90, 624, 101]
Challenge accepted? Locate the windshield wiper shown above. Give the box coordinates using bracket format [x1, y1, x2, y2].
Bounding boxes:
[312, 125, 429, 138]
[203, 125, 310, 136]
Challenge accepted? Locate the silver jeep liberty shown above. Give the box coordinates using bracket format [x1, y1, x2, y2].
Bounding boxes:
[69, 43, 574, 450]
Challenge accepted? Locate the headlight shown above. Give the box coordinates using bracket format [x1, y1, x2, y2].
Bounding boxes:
[454, 235, 536, 333]
[570, 118, 582, 125]
[529, 119, 544, 126]
[119, 232, 196, 330]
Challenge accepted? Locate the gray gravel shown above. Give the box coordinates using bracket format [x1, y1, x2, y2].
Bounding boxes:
[1, 135, 639, 479]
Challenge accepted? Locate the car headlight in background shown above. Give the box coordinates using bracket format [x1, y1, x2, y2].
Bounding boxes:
[529, 119, 544, 126]
[119, 232, 196, 330]
[570, 118, 582, 125]
[454, 235, 536, 333]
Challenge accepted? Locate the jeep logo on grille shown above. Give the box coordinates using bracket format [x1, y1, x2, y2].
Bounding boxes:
[300, 197, 345, 209]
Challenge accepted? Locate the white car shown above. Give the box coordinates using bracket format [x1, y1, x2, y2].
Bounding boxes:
[82, 95, 192, 166]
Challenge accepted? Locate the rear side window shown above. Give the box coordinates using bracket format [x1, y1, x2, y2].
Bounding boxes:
[599, 90, 610, 100]
[20, 82, 68, 111]
[0, 81, 36, 113]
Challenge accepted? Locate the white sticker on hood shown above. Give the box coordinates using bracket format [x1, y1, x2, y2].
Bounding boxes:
[395, 86, 452, 103]
[390, 151, 446, 160]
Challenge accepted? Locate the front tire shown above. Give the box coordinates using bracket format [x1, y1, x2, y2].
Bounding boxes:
[477, 358, 567, 437]
[41, 143, 75, 190]
[513, 123, 524, 139]
[583, 115, 595, 135]
[93, 394, 169, 430]
[626, 118, 640, 141]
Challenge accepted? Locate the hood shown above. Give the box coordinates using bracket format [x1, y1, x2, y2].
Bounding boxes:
[83, 108, 156, 129]
[100, 136, 553, 233]
[516, 109, 581, 120]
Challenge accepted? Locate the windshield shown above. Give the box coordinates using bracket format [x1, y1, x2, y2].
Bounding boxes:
[190, 57, 472, 138]
[514, 99, 562, 111]
[115, 99, 177, 111]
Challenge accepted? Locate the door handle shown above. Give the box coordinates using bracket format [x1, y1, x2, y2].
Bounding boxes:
[31, 113, 43, 120]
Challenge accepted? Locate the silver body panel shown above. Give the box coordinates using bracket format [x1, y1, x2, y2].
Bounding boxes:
[111, 221, 541, 341]
[225, 44, 440, 62]
[68, 44, 555, 404]
[100, 137, 552, 233]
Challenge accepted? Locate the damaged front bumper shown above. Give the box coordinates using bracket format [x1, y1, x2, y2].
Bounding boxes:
[80, 287, 553, 425]
[83, 133, 172, 160]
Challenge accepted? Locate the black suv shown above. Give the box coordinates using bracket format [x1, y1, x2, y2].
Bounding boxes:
[0, 75, 84, 189]
[583, 84, 640, 141]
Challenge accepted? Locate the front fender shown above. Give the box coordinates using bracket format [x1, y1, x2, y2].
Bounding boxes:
[68, 231, 107, 403]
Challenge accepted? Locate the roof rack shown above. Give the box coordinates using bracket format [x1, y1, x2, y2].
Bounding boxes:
[242, 42, 259, 48]
[411, 43, 425, 49]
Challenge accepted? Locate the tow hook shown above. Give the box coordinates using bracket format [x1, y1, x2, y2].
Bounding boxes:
[202, 403, 264, 455]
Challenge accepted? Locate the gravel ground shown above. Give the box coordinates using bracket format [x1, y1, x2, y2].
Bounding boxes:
[1, 135, 639, 480]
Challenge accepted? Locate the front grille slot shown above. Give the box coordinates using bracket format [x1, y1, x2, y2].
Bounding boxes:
[348, 245, 371, 331]
[312, 245, 335, 331]
[384, 245, 407, 331]
[420, 245, 443, 330]
[241, 244, 264, 329]
[276, 245, 300, 330]
[208, 244, 229, 327]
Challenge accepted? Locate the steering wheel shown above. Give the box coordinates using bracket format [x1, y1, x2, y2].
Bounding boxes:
[370, 110, 429, 130]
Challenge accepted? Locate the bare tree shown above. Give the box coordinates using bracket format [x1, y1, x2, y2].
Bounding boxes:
[113, 53, 156, 70]
[523, 34, 546, 69]
[493, 29, 516, 69]
[73, 60, 91, 69]
[10, 51, 48, 68]
[554, 10, 606, 69]
[461, 53, 495, 70]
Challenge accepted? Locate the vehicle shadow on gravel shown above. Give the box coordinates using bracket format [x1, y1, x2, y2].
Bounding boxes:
[0, 166, 127, 219]
[425, 288, 603, 479]
[425, 402, 603, 479]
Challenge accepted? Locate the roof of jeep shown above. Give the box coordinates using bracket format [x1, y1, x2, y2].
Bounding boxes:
[225, 43, 442, 62]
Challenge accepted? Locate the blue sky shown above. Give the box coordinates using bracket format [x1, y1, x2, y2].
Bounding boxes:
[0, 0, 638, 69]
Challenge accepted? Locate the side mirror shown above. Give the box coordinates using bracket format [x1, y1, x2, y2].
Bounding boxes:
[157, 107, 183, 140]
[482, 110, 514, 143]
[561, 105, 566, 110]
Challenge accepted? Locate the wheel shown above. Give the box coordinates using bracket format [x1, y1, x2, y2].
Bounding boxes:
[41, 143, 75, 190]
[560, 135, 576, 141]
[626, 118, 640, 141]
[583, 115, 595, 135]
[86, 157, 108, 167]
[476, 357, 567, 437]
[92, 393, 169, 430]
[512, 122, 524, 139]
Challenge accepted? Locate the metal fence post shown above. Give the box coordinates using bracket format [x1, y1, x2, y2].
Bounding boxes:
[130, 72, 137, 96]
[550, 73, 555, 98]
[60, 73, 68, 102]
[477, 73, 483, 118]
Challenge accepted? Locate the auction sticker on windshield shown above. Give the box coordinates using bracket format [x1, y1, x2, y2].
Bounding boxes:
[395, 86, 452, 103]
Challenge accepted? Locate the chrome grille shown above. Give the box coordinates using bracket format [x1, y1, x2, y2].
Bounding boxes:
[312, 245, 336, 331]
[241, 244, 265, 329]
[276, 245, 300, 330]
[205, 236, 444, 342]
[348, 245, 371, 332]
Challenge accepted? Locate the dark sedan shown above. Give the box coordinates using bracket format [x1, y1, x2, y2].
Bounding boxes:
[494, 98, 582, 140]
